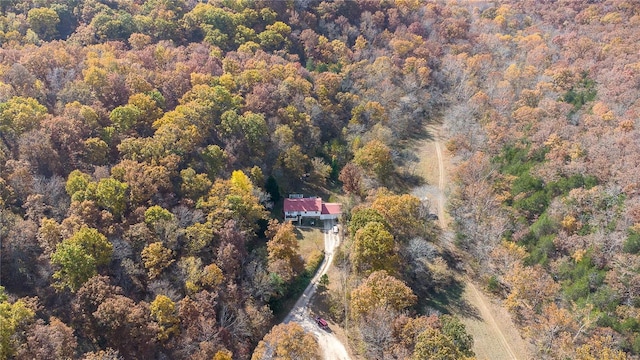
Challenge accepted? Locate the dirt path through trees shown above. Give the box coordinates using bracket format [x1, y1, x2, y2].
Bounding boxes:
[421, 124, 532, 360]
[283, 221, 351, 360]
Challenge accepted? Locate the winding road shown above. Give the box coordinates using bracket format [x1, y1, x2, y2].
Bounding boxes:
[283, 220, 351, 360]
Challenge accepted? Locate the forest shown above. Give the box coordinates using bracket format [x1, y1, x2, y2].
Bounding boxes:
[0, 0, 463, 359]
[0, 0, 638, 359]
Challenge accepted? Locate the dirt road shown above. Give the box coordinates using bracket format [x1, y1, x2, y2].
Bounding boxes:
[421, 125, 533, 360]
[283, 221, 351, 360]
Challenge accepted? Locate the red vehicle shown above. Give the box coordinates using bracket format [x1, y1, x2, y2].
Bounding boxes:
[315, 316, 328, 329]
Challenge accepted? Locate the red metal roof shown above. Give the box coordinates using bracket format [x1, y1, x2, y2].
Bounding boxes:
[321, 203, 341, 215]
[284, 197, 322, 212]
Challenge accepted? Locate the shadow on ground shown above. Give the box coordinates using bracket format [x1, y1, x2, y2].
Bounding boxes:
[423, 278, 481, 321]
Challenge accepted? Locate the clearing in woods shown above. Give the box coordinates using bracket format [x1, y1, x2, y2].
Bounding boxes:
[415, 124, 534, 360]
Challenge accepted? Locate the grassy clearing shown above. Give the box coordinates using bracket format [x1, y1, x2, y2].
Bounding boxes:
[294, 227, 325, 263]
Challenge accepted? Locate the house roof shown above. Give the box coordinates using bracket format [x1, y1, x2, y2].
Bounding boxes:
[284, 197, 322, 212]
[321, 203, 342, 215]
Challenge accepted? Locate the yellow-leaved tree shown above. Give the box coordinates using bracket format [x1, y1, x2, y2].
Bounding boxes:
[251, 322, 320, 360]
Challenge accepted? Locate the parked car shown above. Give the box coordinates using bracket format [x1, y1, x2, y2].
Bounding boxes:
[315, 316, 328, 329]
[332, 225, 339, 234]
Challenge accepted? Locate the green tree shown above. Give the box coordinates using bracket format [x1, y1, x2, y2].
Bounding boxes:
[67, 227, 113, 266]
[220, 111, 268, 156]
[0, 96, 47, 148]
[91, 10, 136, 41]
[412, 328, 466, 360]
[184, 222, 215, 254]
[27, 7, 60, 41]
[109, 104, 142, 132]
[258, 21, 291, 51]
[66, 170, 93, 198]
[351, 221, 398, 274]
[202, 144, 228, 178]
[144, 205, 174, 226]
[279, 145, 310, 180]
[348, 208, 389, 236]
[83, 137, 110, 165]
[0, 287, 35, 359]
[95, 178, 128, 218]
[440, 315, 474, 357]
[180, 168, 212, 201]
[51, 241, 98, 292]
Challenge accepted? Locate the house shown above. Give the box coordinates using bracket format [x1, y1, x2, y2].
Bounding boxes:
[283, 195, 342, 222]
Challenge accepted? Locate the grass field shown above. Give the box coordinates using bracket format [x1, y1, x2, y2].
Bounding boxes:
[294, 226, 325, 263]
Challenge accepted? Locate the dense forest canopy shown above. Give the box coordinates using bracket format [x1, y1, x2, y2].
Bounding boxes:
[446, 1, 640, 359]
[0, 0, 639, 359]
[0, 0, 456, 359]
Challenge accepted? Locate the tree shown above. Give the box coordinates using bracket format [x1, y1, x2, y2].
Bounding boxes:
[141, 242, 174, 279]
[214, 350, 233, 360]
[81, 349, 123, 360]
[94, 178, 128, 219]
[37, 217, 63, 257]
[199, 171, 267, 233]
[93, 295, 156, 358]
[180, 168, 212, 201]
[202, 144, 227, 178]
[354, 140, 393, 181]
[349, 207, 389, 237]
[71, 275, 123, 342]
[17, 317, 77, 360]
[111, 160, 171, 206]
[109, 104, 141, 133]
[371, 191, 424, 241]
[350, 270, 417, 318]
[440, 315, 474, 357]
[251, 322, 320, 360]
[51, 241, 97, 292]
[144, 205, 174, 226]
[278, 145, 310, 181]
[0, 96, 47, 150]
[184, 222, 215, 255]
[339, 162, 363, 196]
[257, 22, 292, 51]
[83, 137, 109, 165]
[27, 7, 60, 41]
[0, 287, 35, 359]
[504, 262, 560, 318]
[412, 328, 466, 360]
[66, 170, 92, 198]
[66, 227, 113, 266]
[351, 221, 398, 274]
[310, 157, 332, 186]
[150, 295, 179, 342]
[267, 221, 305, 283]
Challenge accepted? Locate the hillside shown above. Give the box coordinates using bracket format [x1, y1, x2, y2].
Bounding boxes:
[0, 1, 463, 359]
[0, 1, 638, 359]
[446, 2, 640, 359]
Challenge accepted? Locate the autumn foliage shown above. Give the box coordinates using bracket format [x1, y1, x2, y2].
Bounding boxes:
[3, 0, 636, 359]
